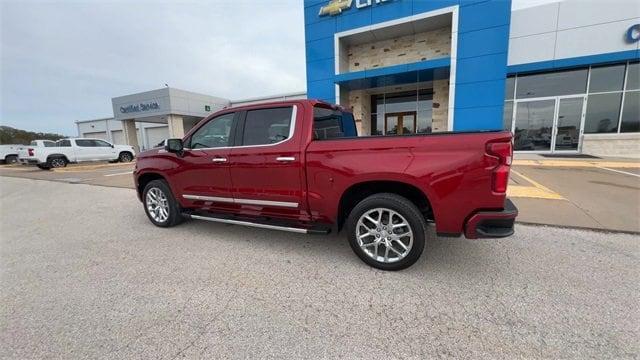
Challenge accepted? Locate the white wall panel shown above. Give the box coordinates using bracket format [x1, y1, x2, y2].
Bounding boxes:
[555, 19, 640, 59]
[510, 3, 559, 38]
[508, 33, 557, 65]
[111, 130, 125, 145]
[557, 0, 640, 30]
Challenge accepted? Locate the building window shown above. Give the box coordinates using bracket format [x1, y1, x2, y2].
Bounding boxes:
[584, 93, 622, 134]
[625, 62, 639, 90]
[505, 77, 515, 100]
[516, 68, 587, 99]
[503, 101, 513, 131]
[589, 64, 626, 93]
[370, 89, 433, 136]
[506, 61, 639, 137]
[620, 91, 640, 133]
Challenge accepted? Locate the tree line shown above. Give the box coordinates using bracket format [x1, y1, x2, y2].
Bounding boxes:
[0, 126, 67, 145]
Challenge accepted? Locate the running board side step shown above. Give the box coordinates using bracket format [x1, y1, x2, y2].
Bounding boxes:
[183, 213, 330, 235]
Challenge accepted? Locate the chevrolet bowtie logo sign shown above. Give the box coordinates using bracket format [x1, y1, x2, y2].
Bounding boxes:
[319, 0, 352, 16]
[319, 0, 392, 17]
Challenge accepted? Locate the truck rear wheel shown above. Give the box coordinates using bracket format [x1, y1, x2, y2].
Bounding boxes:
[4, 155, 18, 164]
[142, 179, 183, 227]
[345, 193, 426, 271]
[47, 157, 67, 168]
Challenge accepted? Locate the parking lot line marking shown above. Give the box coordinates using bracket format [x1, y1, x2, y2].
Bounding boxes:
[507, 185, 566, 200]
[104, 171, 133, 177]
[596, 166, 640, 178]
[508, 170, 566, 200]
[513, 160, 640, 168]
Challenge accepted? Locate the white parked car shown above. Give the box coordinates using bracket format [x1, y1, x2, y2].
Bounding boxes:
[19, 138, 136, 170]
[0, 144, 23, 164]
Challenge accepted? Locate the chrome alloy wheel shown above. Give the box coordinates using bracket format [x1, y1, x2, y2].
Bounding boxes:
[50, 158, 66, 168]
[356, 208, 413, 263]
[146, 187, 169, 223]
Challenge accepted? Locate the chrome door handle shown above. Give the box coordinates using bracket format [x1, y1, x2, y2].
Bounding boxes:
[276, 157, 295, 162]
[212, 157, 227, 163]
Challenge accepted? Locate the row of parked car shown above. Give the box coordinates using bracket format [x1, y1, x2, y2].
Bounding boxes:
[0, 138, 136, 170]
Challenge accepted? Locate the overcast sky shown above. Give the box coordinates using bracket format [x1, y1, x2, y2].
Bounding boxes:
[1, 0, 557, 135]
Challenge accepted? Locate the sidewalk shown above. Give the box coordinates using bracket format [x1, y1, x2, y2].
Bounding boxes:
[509, 154, 640, 233]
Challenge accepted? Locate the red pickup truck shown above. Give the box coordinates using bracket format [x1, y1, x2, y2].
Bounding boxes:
[134, 100, 517, 270]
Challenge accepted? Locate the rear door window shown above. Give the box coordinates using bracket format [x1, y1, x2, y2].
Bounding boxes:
[241, 107, 293, 146]
[57, 140, 71, 147]
[75, 139, 94, 147]
[93, 140, 112, 147]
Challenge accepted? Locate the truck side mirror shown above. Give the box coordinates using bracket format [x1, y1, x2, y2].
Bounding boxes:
[165, 138, 183, 153]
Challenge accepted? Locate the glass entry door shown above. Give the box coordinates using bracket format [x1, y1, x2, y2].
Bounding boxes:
[513, 96, 585, 152]
[553, 97, 584, 151]
[385, 112, 417, 135]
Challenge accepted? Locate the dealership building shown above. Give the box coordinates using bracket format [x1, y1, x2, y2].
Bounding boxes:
[78, 0, 639, 156]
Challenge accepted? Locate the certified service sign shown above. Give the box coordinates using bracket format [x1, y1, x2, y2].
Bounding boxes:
[120, 101, 160, 114]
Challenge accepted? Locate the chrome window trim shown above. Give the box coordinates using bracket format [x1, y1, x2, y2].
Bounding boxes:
[183, 194, 298, 208]
[184, 105, 297, 151]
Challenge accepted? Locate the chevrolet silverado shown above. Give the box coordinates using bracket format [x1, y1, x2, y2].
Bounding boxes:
[134, 100, 517, 270]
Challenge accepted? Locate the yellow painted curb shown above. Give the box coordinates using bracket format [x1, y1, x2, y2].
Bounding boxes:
[509, 170, 566, 200]
[513, 159, 640, 168]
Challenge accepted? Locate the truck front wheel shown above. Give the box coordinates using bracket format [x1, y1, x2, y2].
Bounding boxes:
[345, 193, 426, 271]
[142, 180, 183, 227]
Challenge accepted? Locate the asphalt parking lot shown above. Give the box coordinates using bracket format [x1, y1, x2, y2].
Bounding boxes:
[1, 176, 639, 359]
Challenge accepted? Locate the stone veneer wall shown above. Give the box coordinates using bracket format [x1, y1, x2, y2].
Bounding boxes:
[431, 79, 449, 132]
[347, 27, 451, 72]
[348, 90, 371, 135]
[581, 133, 640, 158]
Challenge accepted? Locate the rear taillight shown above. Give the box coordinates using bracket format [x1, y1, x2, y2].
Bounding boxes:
[486, 141, 513, 193]
[28, 148, 34, 156]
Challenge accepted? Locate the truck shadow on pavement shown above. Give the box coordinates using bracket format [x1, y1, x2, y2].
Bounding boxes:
[156, 215, 501, 275]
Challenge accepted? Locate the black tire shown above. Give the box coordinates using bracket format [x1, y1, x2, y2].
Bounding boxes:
[47, 156, 67, 168]
[119, 152, 134, 162]
[345, 193, 427, 271]
[37, 164, 51, 170]
[142, 179, 183, 227]
[5, 155, 18, 164]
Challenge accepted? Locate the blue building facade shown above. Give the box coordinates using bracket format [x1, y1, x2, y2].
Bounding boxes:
[304, 0, 512, 132]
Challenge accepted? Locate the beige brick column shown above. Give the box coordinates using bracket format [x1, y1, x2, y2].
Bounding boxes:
[348, 90, 371, 136]
[167, 115, 185, 138]
[122, 119, 140, 153]
[432, 79, 449, 132]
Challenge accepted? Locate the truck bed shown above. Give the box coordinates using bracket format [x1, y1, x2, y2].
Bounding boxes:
[305, 130, 512, 234]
